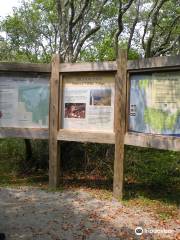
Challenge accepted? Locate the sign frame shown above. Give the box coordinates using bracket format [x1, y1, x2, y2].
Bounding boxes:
[126, 56, 180, 151]
[48, 50, 127, 199]
[0, 53, 180, 199]
[0, 63, 50, 139]
[58, 72, 116, 144]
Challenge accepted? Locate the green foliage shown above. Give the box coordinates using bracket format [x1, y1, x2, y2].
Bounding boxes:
[0, 139, 24, 185]
[0, 0, 58, 63]
[0, 138, 49, 174]
[1, 0, 179, 62]
[0, 138, 180, 206]
[80, 36, 139, 62]
[141, 0, 180, 56]
[128, 48, 139, 60]
[80, 34, 115, 62]
[125, 146, 180, 188]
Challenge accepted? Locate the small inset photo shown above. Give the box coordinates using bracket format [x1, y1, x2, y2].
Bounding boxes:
[90, 89, 111, 106]
[64, 103, 86, 118]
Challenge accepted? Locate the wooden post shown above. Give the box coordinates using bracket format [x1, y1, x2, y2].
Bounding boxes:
[113, 49, 127, 199]
[49, 54, 61, 188]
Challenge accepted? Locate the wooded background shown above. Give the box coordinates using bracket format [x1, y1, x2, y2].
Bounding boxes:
[0, 0, 179, 63]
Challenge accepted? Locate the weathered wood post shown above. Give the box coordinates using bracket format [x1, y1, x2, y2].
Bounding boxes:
[49, 54, 61, 188]
[113, 49, 127, 199]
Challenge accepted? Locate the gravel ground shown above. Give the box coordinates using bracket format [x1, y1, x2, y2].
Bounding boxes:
[0, 187, 179, 240]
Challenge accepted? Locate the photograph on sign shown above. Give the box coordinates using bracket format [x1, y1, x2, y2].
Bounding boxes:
[89, 89, 111, 106]
[62, 74, 115, 132]
[64, 103, 86, 119]
[0, 74, 49, 128]
[129, 71, 180, 136]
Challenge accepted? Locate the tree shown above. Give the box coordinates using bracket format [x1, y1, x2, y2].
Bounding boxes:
[1, 0, 179, 63]
[1, 0, 112, 63]
[76, 0, 179, 61]
[114, 0, 134, 56]
[141, 0, 180, 57]
[1, 0, 59, 63]
[127, 0, 141, 53]
[55, 0, 113, 62]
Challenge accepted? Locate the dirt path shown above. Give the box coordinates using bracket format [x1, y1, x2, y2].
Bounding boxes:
[0, 187, 179, 240]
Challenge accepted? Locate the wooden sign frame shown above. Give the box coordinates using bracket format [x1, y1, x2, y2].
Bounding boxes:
[125, 56, 180, 151]
[49, 50, 127, 198]
[58, 72, 116, 144]
[0, 63, 50, 139]
[0, 53, 179, 199]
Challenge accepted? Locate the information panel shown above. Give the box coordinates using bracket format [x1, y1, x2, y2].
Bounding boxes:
[129, 71, 180, 136]
[62, 73, 115, 132]
[0, 73, 49, 128]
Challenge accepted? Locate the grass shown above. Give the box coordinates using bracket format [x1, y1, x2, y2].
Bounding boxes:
[0, 138, 179, 222]
[123, 195, 179, 221]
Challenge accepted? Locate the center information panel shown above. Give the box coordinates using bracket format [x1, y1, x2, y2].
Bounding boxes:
[62, 73, 115, 132]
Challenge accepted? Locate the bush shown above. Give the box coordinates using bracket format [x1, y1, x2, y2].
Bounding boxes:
[0, 139, 179, 189]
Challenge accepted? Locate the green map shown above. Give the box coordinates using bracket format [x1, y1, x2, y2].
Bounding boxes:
[19, 85, 49, 126]
[0, 75, 49, 128]
[129, 72, 180, 136]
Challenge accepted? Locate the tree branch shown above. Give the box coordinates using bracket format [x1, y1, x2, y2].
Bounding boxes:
[122, 0, 135, 14]
[114, 0, 134, 57]
[68, 0, 75, 61]
[56, 0, 62, 25]
[153, 15, 180, 55]
[144, 0, 168, 57]
[127, 0, 140, 52]
[154, 35, 180, 56]
[73, 25, 100, 62]
[72, 0, 90, 27]
[142, 0, 158, 51]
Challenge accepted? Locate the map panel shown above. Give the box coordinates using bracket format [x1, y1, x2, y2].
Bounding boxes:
[0, 74, 49, 128]
[129, 71, 180, 136]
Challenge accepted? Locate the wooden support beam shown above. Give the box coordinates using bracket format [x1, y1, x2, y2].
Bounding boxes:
[0, 55, 179, 74]
[57, 129, 115, 144]
[125, 132, 180, 151]
[113, 49, 127, 199]
[49, 55, 61, 188]
[0, 62, 51, 72]
[127, 55, 180, 71]
[0, 128, 48, 139]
